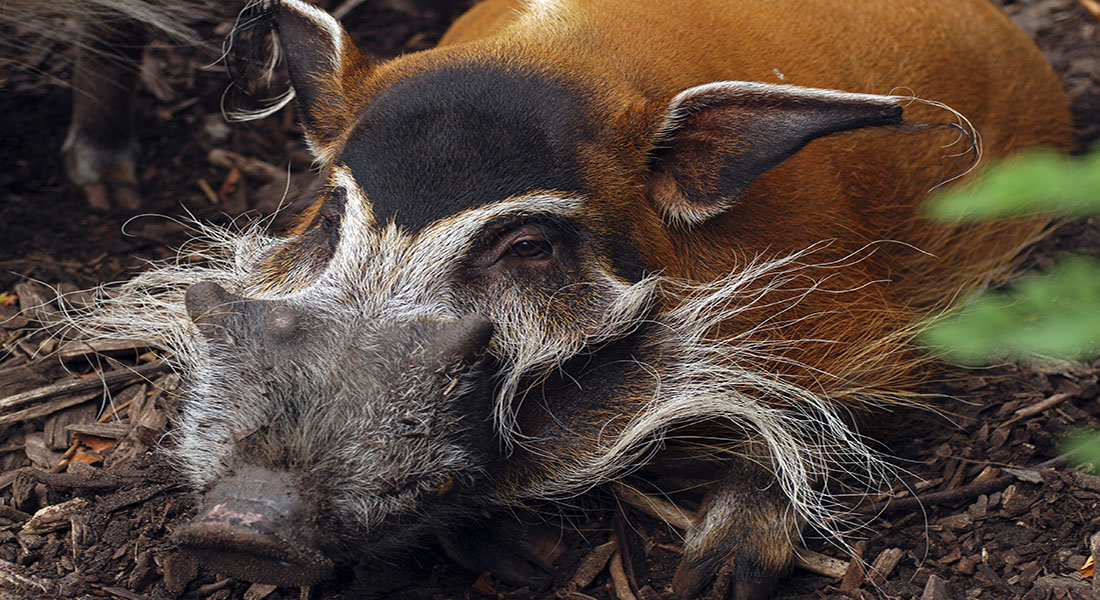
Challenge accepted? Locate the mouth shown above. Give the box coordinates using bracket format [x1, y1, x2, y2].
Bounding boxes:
[174, 501, 335, 586]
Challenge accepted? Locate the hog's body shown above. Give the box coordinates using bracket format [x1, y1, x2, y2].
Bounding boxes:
[67, 0, 1072, 597]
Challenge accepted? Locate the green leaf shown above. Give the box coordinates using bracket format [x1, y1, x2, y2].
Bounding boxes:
[1063, 431, 1100, 470]
[926, 149, 1100, 222]
[919, 255, 1100, 365]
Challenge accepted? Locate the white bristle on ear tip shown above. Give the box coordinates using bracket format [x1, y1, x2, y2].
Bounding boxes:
[280, 0, 345, 63]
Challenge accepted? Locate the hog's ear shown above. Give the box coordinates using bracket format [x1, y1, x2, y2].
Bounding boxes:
[276, 0, 373, 159]
[648, 82, 905, 225]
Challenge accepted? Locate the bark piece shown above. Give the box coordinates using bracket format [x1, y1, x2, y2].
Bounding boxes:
[0, 359, 166, 418]
[566, 541, 616, 592]
[65, 422, 132, 440]
[45, 402, 99, 450]
[56, 338, 152, 362]
[10, 468, 38, 513]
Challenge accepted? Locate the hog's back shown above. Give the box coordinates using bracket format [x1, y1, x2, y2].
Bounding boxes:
[441, 0, 1073, 305]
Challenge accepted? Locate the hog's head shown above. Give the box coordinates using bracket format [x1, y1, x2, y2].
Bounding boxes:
[173, 282, 495, 584]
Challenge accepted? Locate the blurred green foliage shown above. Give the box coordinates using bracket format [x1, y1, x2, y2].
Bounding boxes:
[921, 255, 1100, 365]
[1064, 432, 1100, 471]
[925, 149, 1100, 222]
[921, 148, 1100, 365]
[921, 147, 1100, 468]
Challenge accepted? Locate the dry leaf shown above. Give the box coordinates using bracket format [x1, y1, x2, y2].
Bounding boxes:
[1079, 554, 1094, 578]
[74, 433, 117, 454]
[70, 447, 103, 465]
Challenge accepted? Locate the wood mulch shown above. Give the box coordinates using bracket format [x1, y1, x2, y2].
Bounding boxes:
[1, 1, 1098, 599]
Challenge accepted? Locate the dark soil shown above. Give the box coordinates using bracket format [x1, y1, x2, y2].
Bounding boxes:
[1, 1, 1098, 599]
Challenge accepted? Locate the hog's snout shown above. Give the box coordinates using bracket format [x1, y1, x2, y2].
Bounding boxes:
[174, 466, 333, 587]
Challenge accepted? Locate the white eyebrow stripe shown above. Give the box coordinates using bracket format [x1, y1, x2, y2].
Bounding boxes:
[412, 193, 583, 261]
[299, 192, 585, 315]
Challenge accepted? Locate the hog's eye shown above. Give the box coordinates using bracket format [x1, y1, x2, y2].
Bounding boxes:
[468, 220, 569, 270]
[510, 237, 551, 259]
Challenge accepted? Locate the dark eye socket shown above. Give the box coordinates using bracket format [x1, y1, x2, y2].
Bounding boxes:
[509, 237, 552, 258]
[468, 220, 565, 269]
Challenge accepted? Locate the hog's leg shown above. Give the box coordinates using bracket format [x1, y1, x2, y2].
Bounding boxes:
[62, 17, 145, 211]
[672, 460, 801, 600]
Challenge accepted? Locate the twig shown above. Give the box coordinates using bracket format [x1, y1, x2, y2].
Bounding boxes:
[859, 452, 1070, 515]
[1002, 392, 1073, 427]
[608, 551, 637, 600]
[331, 0, 367, 19]
[1080, 0, 1100, 22]
[0, 360, 166, 415]
[196, 178, 220, 205]
[612, 482, 696, 529]
[207, 148, 286, 182]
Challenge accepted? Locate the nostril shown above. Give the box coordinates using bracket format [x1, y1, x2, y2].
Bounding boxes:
[174, 468, 333, 586]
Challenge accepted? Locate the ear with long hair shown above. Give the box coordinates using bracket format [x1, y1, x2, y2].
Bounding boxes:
[239, 0, 374, 162]
[648, 82, 906, 226]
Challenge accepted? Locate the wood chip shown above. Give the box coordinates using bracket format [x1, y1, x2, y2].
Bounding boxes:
[14, 281, 60, 328]
[56, 339, 153, 361]
[1004, 467, 1043, 484]
[22, 497, 90, 535]
[793, 549, 849, 579]
[10, 468, 37, 513]
[839, 541, 866, 592]
[45, 402, 99, 450]
[65, 422, 132, 440]
[867, 548, 904, 586]
[971, 465, 1000, 484]
[244, 583, 280, 600]
[24, 432, 63, 469]
[920, 574, 949, 600]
